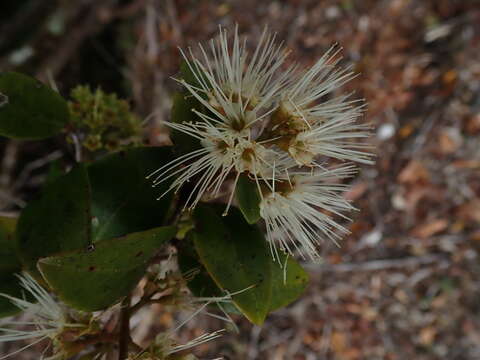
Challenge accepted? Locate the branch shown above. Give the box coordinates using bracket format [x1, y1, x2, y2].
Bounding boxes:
[305, 254, 449, 273]
[118, 296, 132, 360]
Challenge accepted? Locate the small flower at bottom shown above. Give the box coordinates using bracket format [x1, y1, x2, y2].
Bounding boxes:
[259, 165, 357, 260]
[0, 273, 92, 360]
[127, 330, 224, 360]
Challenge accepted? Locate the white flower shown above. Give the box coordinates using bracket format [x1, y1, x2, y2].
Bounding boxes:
[148, 26, 292, 211]
[259, 165, 357, 260]
[285, 105, 372, 166]
[0, 273, 86, 360]
[153, 330, 224, 358]
[271, 46, 372, 166]
[150, 26, 373, 259]
[179, 25, 291, 130]
[148, 123, 276, 211]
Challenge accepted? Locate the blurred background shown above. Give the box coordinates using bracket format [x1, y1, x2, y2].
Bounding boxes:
[1, 0, 479, 359]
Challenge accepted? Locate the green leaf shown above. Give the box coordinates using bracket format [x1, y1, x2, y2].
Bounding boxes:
[16, 165, 92, 273]
[179, 231, 308, 315]
[44, 158, 65, 185]
[236, 174, 262, 224]
[0, 217, 23, 317]
[177, 236, 242, 315]
[170, 92, 202, 154]
[269, 252, 309, 311]
[177, 236, 223, 298]
[0, 72, 69, 139]
[38, 226, 175, 311]
[193, 204, 272, 325]
[180, 61, 201, 88]
[170, 61, 210, 154]
[0, 216, 20, 272]
[0, 274, 24, 318]
[87, 147, 175, 242]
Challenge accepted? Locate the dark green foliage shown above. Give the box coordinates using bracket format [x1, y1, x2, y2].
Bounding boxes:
[180, 207, 309, 321]
[0, 217, 21, 272]
[269, 252, 309, 312]
[39, 226, 175, 311]
[87, 147, 175, 242]
[236, 174, 262, 224]
[0, 217, 24, 317]
[169, 61, 209, 154]
[192, 204, 273, 325]
[177, 236, 223, 299]
[16, 147, 175, 275]
[170, 92, 203, 154]
[0, 72, 69, 139]
[16, 165, 92, 273]
[0, 274, 24, 317]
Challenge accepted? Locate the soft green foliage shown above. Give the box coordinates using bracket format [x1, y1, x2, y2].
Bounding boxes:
[87, 147, 175, 242]
[269, 252, 309, 312]
[0, 72, 69, 139]
[182, 207, 308, 318]
[170, 92, 203, 154]
[16, 148, 175, 275]
[178, 236, 223, 299]
[0, 217, 24, 317]
[169, 63, 209, 155]
[0, 274, 25, 317]
[38, 226, 175, 311]
[192, 204, 273, 325]
[68, 85, 142, 152]
[16, 165, 92, 273]
[0, 217, 20, 271]
[236, 174, 262, 224]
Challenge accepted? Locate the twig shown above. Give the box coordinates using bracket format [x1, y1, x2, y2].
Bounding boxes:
[118, 296, 132, 360]
[0, 190, 26, 209]
[13, 150, 63, 191]
[70, 133, 83, 163]
[305, 254, 449, 273]
[0, 140, 19, 189]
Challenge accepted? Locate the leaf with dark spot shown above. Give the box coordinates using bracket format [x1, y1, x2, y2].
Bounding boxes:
[38, 226, 175, 311]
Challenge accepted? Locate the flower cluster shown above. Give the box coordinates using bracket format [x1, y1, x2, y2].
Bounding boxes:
[150, 26, 372, 260]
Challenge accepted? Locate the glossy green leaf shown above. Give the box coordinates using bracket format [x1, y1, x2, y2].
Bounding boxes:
[269, 252, 309, 311]
[170, 62, 209, 154]
[0, 216, 20, 272]
[88, 147, 175, 242]
[177, 236, 242, 315]
[180, 61, 201, 88]
[44, 158, 65, 185]
[178, 236, 222, 298]
[0, 217, 23, 317]
[38, 226, 175, 311]
[16, 165, 92, 273]
[0, 274, 23, 318]
[193, 204, 272, 325]
[170, 92, 202, 154]
[236, 174, 262, 224]
[0, 72, 69, 139]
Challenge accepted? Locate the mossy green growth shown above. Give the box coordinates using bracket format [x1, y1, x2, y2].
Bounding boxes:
[68, 86, 142, 152]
